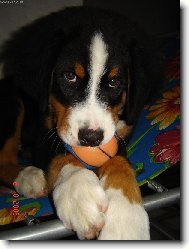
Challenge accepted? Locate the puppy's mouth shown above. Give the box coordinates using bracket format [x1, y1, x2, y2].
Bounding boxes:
[50, 96, 116, 147]
[55, 100, 116, 148]
[58, 127, 105, 147]
[58, 124, 115, 148]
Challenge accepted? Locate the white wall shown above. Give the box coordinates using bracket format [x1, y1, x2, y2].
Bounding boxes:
[0, 0, 83, 45]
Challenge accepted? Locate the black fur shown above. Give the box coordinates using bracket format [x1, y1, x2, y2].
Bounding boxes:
[0, 78, 20, 149]
[0, 6, 163, 171]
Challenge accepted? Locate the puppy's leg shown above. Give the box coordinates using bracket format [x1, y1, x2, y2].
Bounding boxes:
[0, 82, 24, 186]
[98, 156, 150, 240]
[14, 166, 47, 198]
[48, 154, 108, 240]
[0, 79, 47, 198]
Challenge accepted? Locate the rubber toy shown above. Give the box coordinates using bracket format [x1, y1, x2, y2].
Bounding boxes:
[72, 136, 118, 167]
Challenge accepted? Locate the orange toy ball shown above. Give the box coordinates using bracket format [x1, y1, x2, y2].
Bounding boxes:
[72, 136, 118, 167]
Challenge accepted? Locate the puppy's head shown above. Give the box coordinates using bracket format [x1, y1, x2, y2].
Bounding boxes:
[48, 9, 163, 147]
[50, 32, 127, 147]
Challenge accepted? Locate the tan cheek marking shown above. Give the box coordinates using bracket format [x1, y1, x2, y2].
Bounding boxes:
[75, 63, 85, 79]
[50, 96, 71, 136]
[98, 156, 142, 204]
[108, 67, 119, 79]
[47, 154, 84, 192]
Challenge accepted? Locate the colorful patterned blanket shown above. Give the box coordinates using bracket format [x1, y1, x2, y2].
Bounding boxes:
[0, 34, 180, 226]
[130, 34, 180, 185]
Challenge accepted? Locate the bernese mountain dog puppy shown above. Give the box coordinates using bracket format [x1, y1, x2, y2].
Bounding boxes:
[0, 6, 163, 240]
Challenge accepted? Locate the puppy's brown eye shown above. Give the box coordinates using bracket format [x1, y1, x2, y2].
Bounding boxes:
[109, 78, 120, 88]
[64, 72, 77, 83]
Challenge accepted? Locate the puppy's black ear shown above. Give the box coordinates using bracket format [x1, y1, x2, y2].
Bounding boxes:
[123, 40, 164, 126]
[0, 27, 66, 118]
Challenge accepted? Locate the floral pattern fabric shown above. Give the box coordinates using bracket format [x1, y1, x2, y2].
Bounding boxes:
[0, 187, 53, 225]
[127, 34, 180, 185]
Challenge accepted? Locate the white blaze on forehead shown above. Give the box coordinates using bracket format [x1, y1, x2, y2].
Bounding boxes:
[89, 32, 108, 101]
[59, 32, 115, 146]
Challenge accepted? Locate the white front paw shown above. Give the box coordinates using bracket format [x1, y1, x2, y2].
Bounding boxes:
[14, 166, 47, 198]
[98, 189, 150, 240]
[53, 165, 108, 240]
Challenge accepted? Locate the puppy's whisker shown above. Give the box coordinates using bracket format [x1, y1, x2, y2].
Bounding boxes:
[55, 139, 64, 155]
[116, 134, 127, 147]
[41, 129, 57, 145]
[47, 130, 57, 140]
[43, 127, 56, 136]
[51, 135, 59, 152]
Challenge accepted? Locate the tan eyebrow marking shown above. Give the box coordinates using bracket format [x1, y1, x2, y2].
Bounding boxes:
[108, 67, 119, 79]
[75, 63, 85, 79]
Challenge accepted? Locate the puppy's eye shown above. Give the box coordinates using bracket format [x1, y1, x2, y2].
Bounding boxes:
[108, 78, 120, 88]
[64, 72, 77, 83]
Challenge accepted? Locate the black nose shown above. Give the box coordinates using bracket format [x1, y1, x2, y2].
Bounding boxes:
[78, 128, 104, 147]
